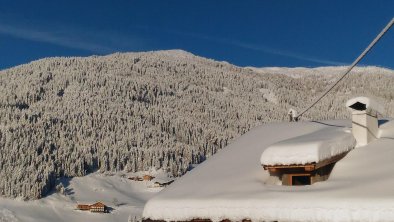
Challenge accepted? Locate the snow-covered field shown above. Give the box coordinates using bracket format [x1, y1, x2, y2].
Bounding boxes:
[143, 119, 394, 222]
[0, 170, 169, 222]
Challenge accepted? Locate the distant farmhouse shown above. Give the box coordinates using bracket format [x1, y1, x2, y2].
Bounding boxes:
[77, 202, 107, 213]
[142, 97, 394, 222]
[143, 175, 155, 181]
[128, 174, 155, 182]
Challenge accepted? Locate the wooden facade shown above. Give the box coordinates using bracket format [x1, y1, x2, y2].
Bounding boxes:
[263, 152, 348, 186]
[143, 175, 155, 181]
[76, 202, 107, 213]
[90, 202, 106, 213]
[77, 204, 90, 211]
[128, 176, 143, 181]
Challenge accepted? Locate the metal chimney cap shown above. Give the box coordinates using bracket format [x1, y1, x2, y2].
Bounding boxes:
[346, 96, 384, 114]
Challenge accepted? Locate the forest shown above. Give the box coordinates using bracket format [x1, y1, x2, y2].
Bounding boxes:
[0, 50, 393, 199]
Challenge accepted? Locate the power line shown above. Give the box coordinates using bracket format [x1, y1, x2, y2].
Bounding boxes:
[295, 17, 394, 120]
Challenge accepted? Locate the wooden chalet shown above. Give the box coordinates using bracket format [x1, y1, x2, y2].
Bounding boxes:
[266, 97, 380, 186]
[143, 175, 155, 181]
[128, 176, 143, 181]
[263, 152, 348, 186]
[76, 201, 107, 213]
[77, 204, 90, 211]
[90, 202, 106, 213]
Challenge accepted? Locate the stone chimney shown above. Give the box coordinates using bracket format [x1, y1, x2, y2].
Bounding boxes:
[346, 97, 383, 147]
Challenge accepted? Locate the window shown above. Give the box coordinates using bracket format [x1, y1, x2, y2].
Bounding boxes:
[291, 175, 311, 186]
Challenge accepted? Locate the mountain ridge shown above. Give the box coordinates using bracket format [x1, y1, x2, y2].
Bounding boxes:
[0, 50, 393, 199]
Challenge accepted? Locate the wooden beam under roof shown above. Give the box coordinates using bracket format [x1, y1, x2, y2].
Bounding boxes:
[263, 151, 349, 172]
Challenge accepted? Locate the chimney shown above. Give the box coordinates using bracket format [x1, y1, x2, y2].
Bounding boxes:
[346, 97, 382, 146]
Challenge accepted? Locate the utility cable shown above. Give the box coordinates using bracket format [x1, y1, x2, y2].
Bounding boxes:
[294, 17, 394, 120]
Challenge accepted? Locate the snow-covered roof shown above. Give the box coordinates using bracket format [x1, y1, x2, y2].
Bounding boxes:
[260, 127, 355, 166]
[346, 96, 384, 114]
[143, 120, 394, 222]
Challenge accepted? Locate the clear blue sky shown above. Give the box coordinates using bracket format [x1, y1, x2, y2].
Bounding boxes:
[0, 0, 393, 70]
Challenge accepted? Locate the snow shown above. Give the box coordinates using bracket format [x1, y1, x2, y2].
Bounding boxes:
[153, 49, 195, 59]
[0, 171, 168, 222]
[287, 108, 298, 118]
[260, 127, 355, 166]
[378, 119, 394, 138]
[143, 119, 394, 222]
[346, 96, 384, 114]
[222, 87, 231, 94]
[249, 66, 394, 79]
[259, 88, 278, 104]
[0, 209, 18, 222]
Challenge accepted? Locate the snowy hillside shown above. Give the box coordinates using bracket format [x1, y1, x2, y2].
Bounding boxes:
[248, 66, 394, 78]
[0, 50, 394, 200]
[0, 171, 168, 222]
[143, 119, 394, 222]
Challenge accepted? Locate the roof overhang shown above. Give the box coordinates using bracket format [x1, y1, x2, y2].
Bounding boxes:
[263, 152, 348, 172]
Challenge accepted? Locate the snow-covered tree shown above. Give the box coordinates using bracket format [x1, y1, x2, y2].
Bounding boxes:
[0, 50, 393, 199]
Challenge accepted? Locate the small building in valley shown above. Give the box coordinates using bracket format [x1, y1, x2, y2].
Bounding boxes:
[90, 202, 106, 213]
[77, 204, 90, 211]
[128, 176, 143, 181]
[76, 202, 107, 213]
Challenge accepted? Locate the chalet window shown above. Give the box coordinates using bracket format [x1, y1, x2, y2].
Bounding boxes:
[291, 174, 311, 186]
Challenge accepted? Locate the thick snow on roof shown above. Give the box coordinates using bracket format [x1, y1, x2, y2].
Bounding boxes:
[260, 127, 355, 166]
[143, 120, 394, 222]
[346, 96, 384, 114]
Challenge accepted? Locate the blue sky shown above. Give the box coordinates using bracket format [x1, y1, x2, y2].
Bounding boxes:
[0, 0, 393, 70]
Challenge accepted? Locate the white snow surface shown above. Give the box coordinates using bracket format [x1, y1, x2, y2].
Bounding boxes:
[0, 171, 167, 222]
[248, 66, 394, 79]
[260, 127, 355, 166]
[259, 88, 278, 104]
[378, 119, 394, 139]
[143, 119, 394, 222]
[346, 96, 384, 114]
